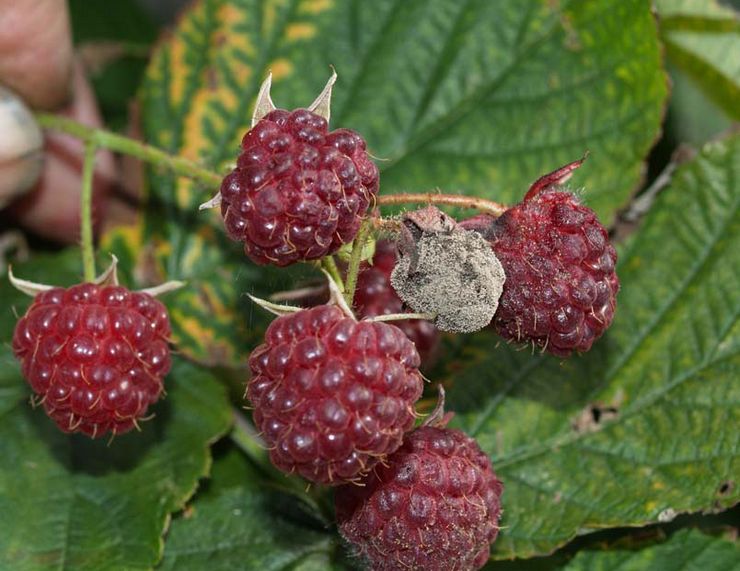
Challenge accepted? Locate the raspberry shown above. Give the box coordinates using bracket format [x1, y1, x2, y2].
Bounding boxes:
[12, 283, 172, 437]
[219, 108, 379, 266]
[246, 304, 423, 485]
[336, 426, 503, 571]
[479, 188, 619, 356]
[354, 240, 441, 368]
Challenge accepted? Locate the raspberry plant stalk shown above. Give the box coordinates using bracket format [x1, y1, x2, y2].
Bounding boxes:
[34, 111, 509, 310]
[35, 112, 222, 188]
[80, 140, 98, 281]
[37, 113, 508, 218]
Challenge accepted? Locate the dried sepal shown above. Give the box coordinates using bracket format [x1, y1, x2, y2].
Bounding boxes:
[323, 269, 356, 320]
[307, 69, 338, 123]
[9, 254, 184, 298]
[7, 266, 54, 297]
[247, 294, 304, 317]
[140, 280, 186, 297]
[252, 72, 276, 126]
[199, 192, 222, 210]
[524, 154, 588, 201]
[93, 254, 119, 286]
[422, 385, 454, 428]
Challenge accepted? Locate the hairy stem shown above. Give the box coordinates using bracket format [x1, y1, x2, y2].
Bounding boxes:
[377, 192, 508, 217]
[321, 256, 344, 292]
[38, 114, 511, 222]
[343, 218, 373, 307]
[35, 113, 222, 188]
[80, 140, 98, 281]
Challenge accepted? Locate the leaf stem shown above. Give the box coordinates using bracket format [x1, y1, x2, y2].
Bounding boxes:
[80, 140, 97, 281]
[377, 192, 508, 217]
[35, 113, 222, 188]
[343, 218, 373, 307]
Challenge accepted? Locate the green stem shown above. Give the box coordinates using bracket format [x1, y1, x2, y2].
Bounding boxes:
[80, 140, 97, 281]
[321, 256, 344, 291]
[344, 219, 373, 307]
[37, 115, 511, 221]
[35, 113, 222, 188]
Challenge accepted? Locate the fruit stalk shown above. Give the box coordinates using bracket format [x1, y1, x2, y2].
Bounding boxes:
[80, 139, 97, 281]
[343, 218, 373, 306]
[35, 113, 221, 188]
[320, 255, 344, 291]
[377, 192, 508, 217]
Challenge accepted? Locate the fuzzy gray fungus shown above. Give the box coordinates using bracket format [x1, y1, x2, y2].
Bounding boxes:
[390, 227, 505, 333]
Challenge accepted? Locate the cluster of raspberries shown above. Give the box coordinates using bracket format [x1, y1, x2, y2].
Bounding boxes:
[246, 300, 503, 570]
[11, 77, 621, 570]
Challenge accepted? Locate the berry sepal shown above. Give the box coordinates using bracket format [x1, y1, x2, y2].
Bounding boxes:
[249, 269, 355, 319]
[523, 153, 588, 202]
[199, 70, 339, 213]
[8, 255, 185, 298]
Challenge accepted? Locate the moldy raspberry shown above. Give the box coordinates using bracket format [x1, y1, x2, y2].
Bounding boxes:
[12, 282, 172, 438]
[336, 425, 503, 571]
[214, 73, 379, 266]
[465, 159, 619, 356]
[246, 304, 423, 485]
[354, 240, 440, 368]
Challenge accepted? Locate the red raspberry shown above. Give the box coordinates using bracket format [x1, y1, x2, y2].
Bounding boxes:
[12, 283, 172, 437]
[479, 189, 619, 356]
[219, 108, 379, 266]
[336, 426, 503, 571]
[246, 304, 423, 485]
[354, 240, 441, 368]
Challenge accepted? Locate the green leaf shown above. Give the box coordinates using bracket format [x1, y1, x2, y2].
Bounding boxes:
[558, 529, 740, 570]
[665, 63, 734, 146]
[125, 0, 667, 366]
[655, 0, 740, 120]
[0, 256, 233, 571]
[437, 133, 740, 559]
[482, 527, 740, 571]
[159, 445, 350, 571]
[0, 358, 231, 570]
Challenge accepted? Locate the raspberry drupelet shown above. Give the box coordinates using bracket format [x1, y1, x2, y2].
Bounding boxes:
[12, 283, 172, 437]
[336, 425, 503, 571]
[246, 304, 423, 485]
[219, 108, 379, 266]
